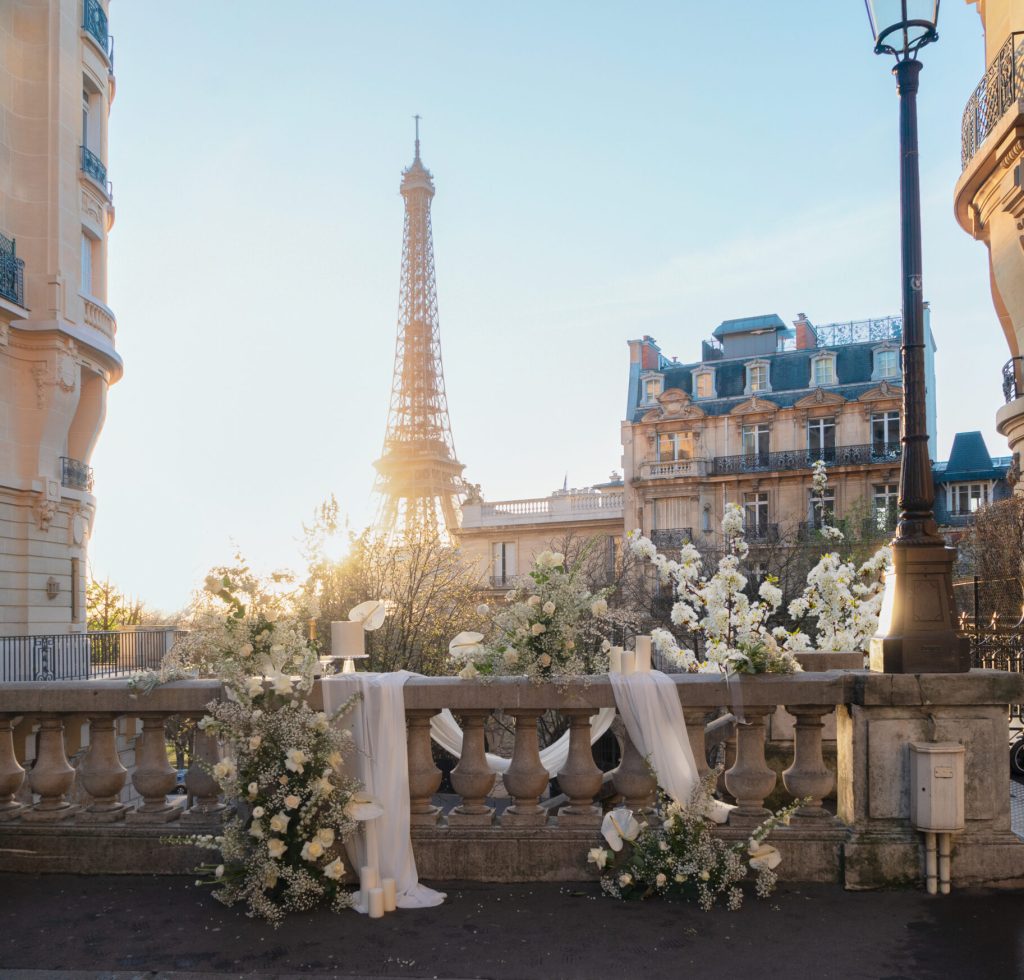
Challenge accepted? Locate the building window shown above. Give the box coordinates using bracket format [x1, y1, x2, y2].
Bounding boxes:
[741, 423, 770, 462]
[641, 373, 663, 405]
[874, 483, 898, 530]
[874, 348, 900, 380]
[491, 541, 516, 586]
[743, 491, 769, 533]
[81, 232, 95, 296]
[950, 483, 988, 515]
[693, 369, 715, 399]
[871, 411, 900, 456]
[807, 417, 836, 460]
[745, 361, 770, 395]
[658, 431, 695, 461]
[811, 354, 836, 387]
[809, 489, 836, 529]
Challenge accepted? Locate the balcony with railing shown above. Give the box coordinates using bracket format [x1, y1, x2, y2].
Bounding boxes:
[711, 443, 901, 477]
[0, 232, 25, 309]
[1003, 357, 1022, 403]
[636, 458, 709, 481]
[961, 32, 1024, 172]
[743, 523, 779, 543]
[462, 490, 624, 529]
[60, 456, 94, 492]
[82, 0, 114, 66]
[80, 145, 112, 201]
[650, 528, 693, 550]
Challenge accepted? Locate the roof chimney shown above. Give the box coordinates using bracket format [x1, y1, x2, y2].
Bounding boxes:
[794, 313, 818, 350]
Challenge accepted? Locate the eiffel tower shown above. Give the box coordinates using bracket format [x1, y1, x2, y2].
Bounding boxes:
[374, 120, 465, 537]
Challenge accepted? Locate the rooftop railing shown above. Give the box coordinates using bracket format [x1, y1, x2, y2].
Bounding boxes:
[0, 232, 24, 308]
[961, 32, 1024, 171]
[711, 443, 902, 477]
[812, 316, 902, 348]
[61, 456, 94, 492]
[465, 491, 624, 528]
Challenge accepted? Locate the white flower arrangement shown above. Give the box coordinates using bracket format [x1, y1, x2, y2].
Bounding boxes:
[154, 572, 368, 925]
[450, 550, 611, 681]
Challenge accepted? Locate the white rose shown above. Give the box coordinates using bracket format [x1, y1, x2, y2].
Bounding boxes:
[269, 813, 290, 834]
[204, 575, 223, 594]
[285, 748, 307, 774]
[618, 873, 632, 887]
[655, 873, 667, 887]
[248, 823, 264, 839]
[587, 847, 608, 869]
[248, 735, 262, 751]
[300, 840, 324, 862]
[503, 650, 519, 666]
[247, 781, 258, 797]
[238, 642, 254, 658]
[538, 654, 552, 668]
[531, 622, 546, 636]
[542, 601, 556, 616]
[267, 838, 286, 860]
[527, 595, 542, 607]
[324, 857, 346, 880]
[458, 662, 479, 680]
[283, 794, 301, 810]
[591, 599, 609, 618]
[252, 806, 265, 818]
[315, 827, 335, 849]
[212, 760, 236, 783]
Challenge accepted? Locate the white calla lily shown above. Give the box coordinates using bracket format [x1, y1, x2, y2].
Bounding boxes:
[601, 808, 641, 852]
[748, 842, 782, 871]
[449, 631, 484, 657]
[348, 599, 388, 632]
[344, 791, 384, 821]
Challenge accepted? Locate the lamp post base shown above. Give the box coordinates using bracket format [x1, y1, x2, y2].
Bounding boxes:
[869, 541, 971, 674]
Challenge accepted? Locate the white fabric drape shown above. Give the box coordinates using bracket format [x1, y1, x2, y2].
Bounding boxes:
[429, 706, 617, 776]
[608, 669, 733, 824]
[323, 672, 446, 910]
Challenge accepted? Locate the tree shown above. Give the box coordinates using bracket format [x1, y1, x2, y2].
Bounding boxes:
[957, 496, 1024, 624]
[86, 577, 149, 632]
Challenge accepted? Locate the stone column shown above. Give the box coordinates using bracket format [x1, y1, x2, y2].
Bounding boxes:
[22, 716, 78, 821]
[502, 709, 548, 827]
[557, 709, 602, 828]
[449, 710, 495, 827]
[612, 726, 656, 812]
[182, 728, 228, 824]
[126, 714, 180, 823]
[78, 715, 128, 822]
[782, 705, 835, 821]
[724, 706, 776, 826]
[0, 716, 25, 820]
[407, 710, 442, 827]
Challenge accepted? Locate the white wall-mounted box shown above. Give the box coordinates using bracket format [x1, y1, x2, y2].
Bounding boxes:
[909, 742, 965, 832]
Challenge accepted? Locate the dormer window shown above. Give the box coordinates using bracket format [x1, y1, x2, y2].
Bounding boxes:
[873, 345, 900, 381]
[744, 360, 771, 395]
[692, 367, 716, 400]
[810, 352, 837, 387]
[641, 372, 663, 405]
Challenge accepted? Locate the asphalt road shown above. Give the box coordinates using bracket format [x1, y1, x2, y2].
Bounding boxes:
[1, 875, 1022, 980]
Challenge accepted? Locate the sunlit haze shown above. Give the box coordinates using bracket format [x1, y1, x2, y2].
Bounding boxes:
[91, 1, 997, 613]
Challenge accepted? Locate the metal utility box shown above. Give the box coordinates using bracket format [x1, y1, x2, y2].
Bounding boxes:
[909, 742, 965, 832]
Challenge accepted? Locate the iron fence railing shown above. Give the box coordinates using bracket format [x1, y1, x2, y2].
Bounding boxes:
[80, 145, 112, 199]
[82, 0, 113, 65]
[813, 316, 902, 348]
[744, 523, 778, 543]
[651, 528, 693, 550]
[0, 629, 182, 682]
[0, 231, 24, 308]
[962, 32, 1024, 171]
[1003, 356, 1022, 403]
[711, 443, 902, 476]
[61, 456, 94, 492]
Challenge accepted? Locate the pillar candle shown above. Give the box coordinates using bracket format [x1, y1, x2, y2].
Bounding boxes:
[381, 877, 397, 912]
[609, 646, 623, 673]
[621, 650, 636, 675]
[367, 887, 385, 919]
[359, 865, 379, 893]
[635, 635, 652, 672]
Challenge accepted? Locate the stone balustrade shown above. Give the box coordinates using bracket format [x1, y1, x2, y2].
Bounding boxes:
[1, 670, 1024, 889]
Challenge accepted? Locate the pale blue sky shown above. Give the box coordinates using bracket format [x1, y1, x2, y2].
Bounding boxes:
[93, 1, 1000, 612]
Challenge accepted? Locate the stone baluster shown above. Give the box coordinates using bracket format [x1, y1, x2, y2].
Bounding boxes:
[556, 708, 602, 828]
[782, 705, 835, 820]
[407, 710, 442, 827]
[78, 715, 128, 822]
[127, 714, 180, 823]
[685, 707, 714, 781]
[449, 709, 495, 826]
[182, 728, 228, 824]
[0, 716, 26, 820]
[612, 724, 656, 812]
[724, 706, 777, 825]
[22, 716, 77, 821]
[502, 709, 549, 827]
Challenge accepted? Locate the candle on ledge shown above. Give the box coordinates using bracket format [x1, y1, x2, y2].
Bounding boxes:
[381, 877, 397, 912]
[634, 635, 652, 672]
[359, 864, 379, 895]
[609, 645, 623, 674]
[621, 650, 636, 675]
[367, 887, 385, 919]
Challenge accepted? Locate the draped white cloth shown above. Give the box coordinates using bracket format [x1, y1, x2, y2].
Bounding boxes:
[608, 669, 733, 824]
[323, 672, 446, 910]
[428, 706, 617, 776]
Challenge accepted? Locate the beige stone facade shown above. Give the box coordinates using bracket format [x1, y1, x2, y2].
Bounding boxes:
[955, 1, 1024, 485]
[0, 0, 122, 635]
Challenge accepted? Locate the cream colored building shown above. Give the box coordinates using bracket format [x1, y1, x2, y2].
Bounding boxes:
[0, 0, 121, 635]
[458, 483, 624, 594]
[955, 1, 1024, 485]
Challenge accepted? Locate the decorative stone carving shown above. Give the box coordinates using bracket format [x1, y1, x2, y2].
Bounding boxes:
[35, 496, 58, 532]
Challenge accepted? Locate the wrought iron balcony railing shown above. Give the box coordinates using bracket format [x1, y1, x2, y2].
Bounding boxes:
[650, 528, 693, 550]
[1003, 357, 1022, 403]
[711, 443, 902, 476]
[82, 0, 113, 65]
[60, 456, 94, 492]
[489, 574, 515, 589]
[961, 32, 1024, 171]
[80, 145, 112, 199]
[744, 523, 779, 543]
[0, 232, 25, 308]
[813, 316, 902, 348]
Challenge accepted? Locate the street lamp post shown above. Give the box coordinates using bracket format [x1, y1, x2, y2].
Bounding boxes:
[864, 0, 970, 673]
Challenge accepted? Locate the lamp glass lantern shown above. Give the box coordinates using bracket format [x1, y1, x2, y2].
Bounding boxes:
[864, 0, 939, 57]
